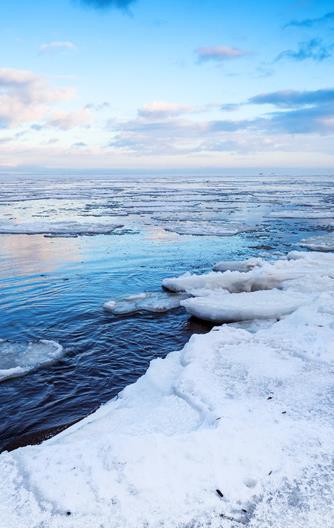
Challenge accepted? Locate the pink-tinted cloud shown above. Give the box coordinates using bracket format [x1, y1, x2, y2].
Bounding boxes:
[0, 68, 75, 128]
[196, 45, 248, 63]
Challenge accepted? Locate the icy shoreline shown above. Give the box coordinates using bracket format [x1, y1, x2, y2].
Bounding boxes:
[0, 251, 334, 527]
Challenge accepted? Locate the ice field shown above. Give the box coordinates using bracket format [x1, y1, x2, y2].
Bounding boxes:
[0, 173, 333, 526]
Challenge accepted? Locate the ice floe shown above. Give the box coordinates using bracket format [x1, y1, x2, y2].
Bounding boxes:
[0, 220, 124, 236]
[269, 209, 333, 219]
[299, 233, 334, 252]
[104, 291, 189, 315]
[163, 222, 255, 236]
[213, 257, 262, 272]
[181, 289, 309, 323]
[0, 339, 63, 381]
[0, 252, 334, 527]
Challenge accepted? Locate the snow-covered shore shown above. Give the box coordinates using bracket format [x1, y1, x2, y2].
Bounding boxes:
[1, 251, 333, 527]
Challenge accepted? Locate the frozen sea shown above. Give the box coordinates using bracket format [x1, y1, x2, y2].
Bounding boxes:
[0, 172, 333, 452]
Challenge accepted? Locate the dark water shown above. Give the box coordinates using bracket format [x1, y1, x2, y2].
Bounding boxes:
[0, 175, 332, 452]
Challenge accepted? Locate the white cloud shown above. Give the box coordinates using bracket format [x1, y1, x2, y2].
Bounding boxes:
[0, 68, 75, 128]
[46, 108, 92, 130]
[39, 41, 77, 54]
[196, 46, 248, 63]
[138, 101, 193, 120]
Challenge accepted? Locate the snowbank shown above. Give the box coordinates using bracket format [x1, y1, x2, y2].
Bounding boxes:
[0, 252, 333, 527]
[0, 340, 63, 381]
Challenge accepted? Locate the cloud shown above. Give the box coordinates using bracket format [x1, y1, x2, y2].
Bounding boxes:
[196, 45, 248, 63]
[137, 102, 193, 120]
[78, 0, 135, 9]
[46, 108, 92, 130]
[85, 101, 110, 111]
[275, 38, 333, 62]
[0, 68, 74, 128]
[248, 87, 334, 134]
[107, 85, 334, 156]
[249, 88, 334, 107]
[39, 41, 77, 54]
[285, 11, 334, 28]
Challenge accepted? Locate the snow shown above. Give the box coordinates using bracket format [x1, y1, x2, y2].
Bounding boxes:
[181, 289, 309, 322]
[0, 220, 124, 236]
[0, 340, 64, 381]
[299, 233, 334, 252]
[0, 252, 334, 527]
[213, 258, 262, 272]
[104, 291, 188, 315]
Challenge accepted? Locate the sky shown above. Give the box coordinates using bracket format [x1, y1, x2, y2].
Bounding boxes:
[0, 0, 334, 170]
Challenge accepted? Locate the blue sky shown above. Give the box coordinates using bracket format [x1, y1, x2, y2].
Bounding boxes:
[0, 0, 334, 169]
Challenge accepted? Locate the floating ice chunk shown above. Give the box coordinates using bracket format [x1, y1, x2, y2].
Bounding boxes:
[299, 234, 334, 252]
[213, 257, 263, 272]
[269, 210, 333, 219]
[0, 220, 124, 236]
[180, 289, 309, 323]
[0, 339, 63, 381]
[162, 267, 296, 295]
[163, 222, 255, 236]
[103, 291, 188, 315]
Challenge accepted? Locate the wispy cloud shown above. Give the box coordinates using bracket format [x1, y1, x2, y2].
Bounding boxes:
[78, 0, 135, 10]
[46, 108, 92, 130]
[0, 68, 74, 128]
[196, 45, 248, 63]
[39, 41, 77, 54]
[275, 38, 333, 62]
[107, 86, 334, 156]
[137, 102, 193, 120]
[285, 11, 334, 29]
[249, 88, 334, 107]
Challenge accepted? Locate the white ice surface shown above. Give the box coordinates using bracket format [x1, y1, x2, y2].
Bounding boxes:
[181, 289, 309, 322]
[213, 258, 262, 272]
[163, 222, 254, 236]
[269, 210, 333, 219]
[104, 292, 188, 315]
[0, 220, 124, 236]
[1, 252, 334, 527]
[0, 339, 63, 381]
[299, 233, 334, 252]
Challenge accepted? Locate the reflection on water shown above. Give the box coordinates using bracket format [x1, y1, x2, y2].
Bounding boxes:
[0, 235, 81, 278]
